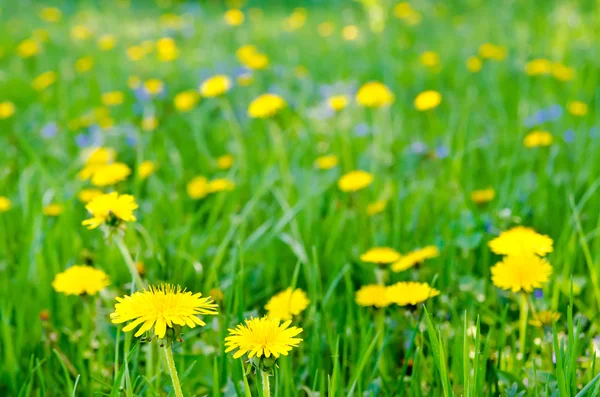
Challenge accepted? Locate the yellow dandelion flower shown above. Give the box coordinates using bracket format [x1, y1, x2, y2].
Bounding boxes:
[0, 101, 16, 119]
[138, 160, 156, 180]
[385, 282, 440, 306]
[489, 226, 553, 256]
[236, 45, 270, 70]
[75, 57, 94, 73]
[491, 255, 552, 293]
[314, 155, 339, 170]
[102, 91, 125, 106]
[43, 203, 63, 216]
[0, 196, 12, 212]
[199, 75, 232, 98]
[342, 25, 359, 41]
[90, 163, 131, 187]
[366, 200, 387, 215]
[97, 34, 117, 51]
[156, 37, 179, 62]
[224, 316, 303, 359]
[355, 284, 390, 308]
[32, 71, 57, 91]
[478, 43, 506, 61]
[337, 170, 374, 192]
[525, 59, 552, 76]
[52, 265, 109, 296]
[77, 188, 104, 203]
[110, 284, 218, 339]
[394, 3, 421, 25]
[217, 154, 235, 170]
[174, 90, 199, 112]
[265, 288, 310, 320]
[360, 247, 402, 265]
[420, 51, 439, 68]
[187, 176, 209, 199]
[568, 101, 588, 116]
[40, 7, 62, 23]
[552, 63, 575, 81]
[327, 95, 349, 112]
[356, 81, 394, 108]
[529, 310, 561, 328]
[248, 93, 286, 119]
[391, 246, 439, 272]
[71, 25, 92, 41]
[207, 178, 235, 193]
[466, 56, 482, 73]
[82, 192, 138, 230]
[523, 131, 553, 148]
[142, 115, 158, 131]
[224, 9, 244, 26]
[414, 90, 442, 111]
[144, 79, 164, 96]
[470, 188, 495, 204]
[127, 45, 147, 61]
[18, 39, 40, 58]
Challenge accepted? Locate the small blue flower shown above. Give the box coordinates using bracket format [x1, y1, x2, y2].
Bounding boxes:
[41, 122, 58, 139]
[534, 289, 543, 299]
[411, 141, 427, 154]
[75, 133, 91, 147]
[354, 123, 369, 137]
[435, 145, 450, 159]
[563, 129, 575, 143]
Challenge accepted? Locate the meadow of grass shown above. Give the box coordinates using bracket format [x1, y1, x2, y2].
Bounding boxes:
[1, 0, 600, 396]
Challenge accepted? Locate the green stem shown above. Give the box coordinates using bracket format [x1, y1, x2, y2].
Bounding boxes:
[164, 346, 184, 397]
[519, 292, 529, 361]
[261, 370, 271, 397]
[113, 233, 146, 290]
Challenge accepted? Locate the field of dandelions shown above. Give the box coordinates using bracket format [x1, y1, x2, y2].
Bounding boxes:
[1, 0, 600, 396]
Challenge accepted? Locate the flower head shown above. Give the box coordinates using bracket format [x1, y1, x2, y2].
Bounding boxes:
[43, 203, 63, 216]
[470, 188, 495, 204]
[414, 90, 442, 111]
[52, 265, 109, 296]
[200, 75, 232, 98]
[328, 95, 349, 112]
[138, 160, 156, 180]
[224, 9, 245, 26]
[265, 288, 310, 320]
[217, 154, 235, 170]
[0, 101, 16, 119]
[385, 281, 440, 306]
[0, 196, 12, 212]
[488, 226, 553, 256]
[568, 101, 588, 116]
[466, 56, 483, 72]
[225, 316, 303, 359]
[187, 176, 209, 199]
[356, 82, 394, 108]
[32, 71, 57, 91]
[315, 155, 339, 170]
[491, 255, 552, 293]
[366, 200, 387, 215]
[110, 284, 218, 339]
[360, 247, 401, 265]
[529, 310, 561, 328]
[78, 188, 103, 203]
[82, 192, 138, 230]
[337, 170, 374, 192]
[248, 93, 286, 118]
[207, 178, 235, 193]
[355, 284, 390, 308]
[102, 91, 125, 106]
[523, 131, 553, 148]
[391, 246, 439, 272]
[87, 163, 131, 186]
[174, 90, 199, 112]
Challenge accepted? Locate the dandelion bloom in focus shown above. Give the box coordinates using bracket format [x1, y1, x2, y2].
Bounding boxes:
[32, 71, 57, 91]
[386, 282, 440, 306]
[0, 196, 12, 212]
[174, 90, 199, 112]
[217, 154, 235, 170]
[466, 56, 482, 72]
[360, 247, 401, 265]
[489, 226, 553, 256]
[391, 246, 439, 272]
[0, 101, 16, 119]
[248, 93, 286, 118]
[224, 9, 244, 26]
[491, 255, 552, 293]
[90, 163, 131, 186]
[111, 284, 218, 339]
[355, 284, 390, 308]
[52, 265, 109, 296]
[102, 91, 125, 106]
[207, 178, 235, 193]
[356, 82, 394, 108]
[225, 316, 303, 359]
[327, 95, 349, 112]
[265, 288, 310, 320]
[138, 161, 156, 180]
[43, 204, 63, 216]
[414, 90, 442, 111]
[199, 75, 232, 98]
[568, 101, 588, 116]
[338, 170, 374, 192]
[523, 131, 553, 148]
[529, 310, 561, 328]
[314, 155, 338, 170]
[77, 188, 103, 203]
[366, 200, 387, 215]
[470, 188, 495, 204]
[187, 176, 209, 199]
[40, 7, 62, 22]
[82, 192, 138, 229]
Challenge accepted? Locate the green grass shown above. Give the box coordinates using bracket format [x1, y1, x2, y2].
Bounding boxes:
[1, 0, 600, 395]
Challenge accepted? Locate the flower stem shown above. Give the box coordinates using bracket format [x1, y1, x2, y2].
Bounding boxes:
[519, 292, 529, 360]
[164, 345, 184, 397]
[261, 370, 271, 397]
[112, 234, 146, 290]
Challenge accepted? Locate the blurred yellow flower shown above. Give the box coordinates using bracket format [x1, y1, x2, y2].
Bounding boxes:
[466, 56, 482, 72]
[317, 21, 334, 37]
[97, 34, 117, 51]
[393, 2, 421, 25]
[489, 226, 553, 256]
[236, 45, 269, 70]
[523, 131, 553, 148]
[366, 200, 387, 215]
[356, 284, 390, 308]
[283, 8, 307, 31]
[156, 37, 179, 62]
[144, 79, 164, 96]
[32, 71, 57, 91]
[342, 25, 359, 41]
[529, 310, 561, 328]
[567, 101, 588, 116]
[386, 281, 440, 306]
[356, 82, 394, 108]
[43, 203, 63, 217]
[208, 178, 235, 193]
[337, 170, 374, 192]
[360, 247, 401, 264]
[174, 90, 199, 112]
[328, 95, 349, 111]
[248, 93, 286, 118]
[552, 63, 575, 81]
[478, 43, 506, 61]
[200, 75, 232, 98]
[71, 25, 92, 41]
[224, 9, 244, 26]
[265, 288, 310, 320]
[470, 188, 495, 204]
[40, 7, 62, 22]
[90, 163, 131, 187]
[126, 45, 147, 61]
[525, 58, 552, 76]
[33, 29, 49, 42]
[0, 101, 16, 119]
[414, 90, 442, 111]
[314, 155, 339, 170]
[187, 176, 209, 199]
[52, 265, 110, 296]
[82, 192, 138, 229]
[17, 39, 40, 58]
[138, 160, 156, 180]
[142, 116, 158, 131]
[128, 76, 141, 89]
[217, 154, 235, 170]
[491, 255, 552, 293]
[0, 196, 12, 212]
[75, 57, 94, 73]
[78, 188, 104, 203]
[102, 91, 125, 106]
[420, 51, 439, 68]
[391, 246, 439, 272]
